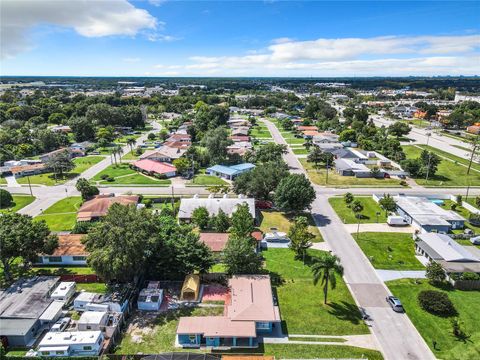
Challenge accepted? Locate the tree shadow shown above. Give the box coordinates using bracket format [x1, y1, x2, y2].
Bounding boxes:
[310, 212, 331, 227]
[327, 300, 364, 325]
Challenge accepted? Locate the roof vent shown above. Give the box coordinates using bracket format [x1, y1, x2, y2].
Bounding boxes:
[208, 194, 214, 199]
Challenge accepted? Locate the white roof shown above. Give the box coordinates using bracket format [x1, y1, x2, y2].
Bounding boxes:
[395, 196, 465, 224]
[417, 233, 480, 262]
[39, 301, 64, 321]
[264, 232, 288, 240]
[52, 282, 75, 298]
[75, 292, 97, 303]
[78, 311, 107, 325]
[178, 197, 255, 219]
[38, 331, 102, 347]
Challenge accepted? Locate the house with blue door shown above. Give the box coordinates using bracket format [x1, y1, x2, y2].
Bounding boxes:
[176, 275, 280, 349]
[206, 163, 255, 180]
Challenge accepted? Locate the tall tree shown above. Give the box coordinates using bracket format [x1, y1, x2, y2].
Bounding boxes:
[46, 149, 75, 179]
[311, 253, 344, 304]
[379, 194, 396, 216]
[76, 178, 99, 200]
[69, 116, 96, 142]
[192, 207, 210, 230]
[223, 236, 262, 275]
[230, 203, 255, 239]
[210, 209, 231, 232]
[0, 213, 58, 281]
[274, 174, 316, 213]
[201, 127, 232, 164]
[288, 216, 314, 261]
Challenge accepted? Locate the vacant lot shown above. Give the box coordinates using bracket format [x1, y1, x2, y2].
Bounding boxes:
[300, 159, 402, 187]
[259, 210, 323, 242]
[264, 248, 369, 336]
[91, 163, 171, 186]
[329, 196, 387, 224]
[35, 196, 82, 231]
[188, 175, 228, 186]
[0, 195, 35, 213]
[403, 145, 480, 187]
[352, 232, 424, 270]
[387, 278, 480, 359]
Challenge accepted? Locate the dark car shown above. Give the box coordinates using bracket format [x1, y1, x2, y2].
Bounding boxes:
[386, 296, 404, 313]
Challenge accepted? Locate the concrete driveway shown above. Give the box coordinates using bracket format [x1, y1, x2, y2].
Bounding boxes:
[344, 223, 415, 234]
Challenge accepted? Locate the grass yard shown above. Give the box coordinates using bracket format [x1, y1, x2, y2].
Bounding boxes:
[403, 145, 480, 187]
[71, 156, 105, 173]
[122, 151, 141, 160]
[76, 282, 108, 294]
[92, 163, 171, 186]
[292, 147, 309, 155]
[250, 125, 272, 138]
[328, 196, 387, 224]
[387, 278, 480, 360]
[210, 263, 227, 273]
[259, 210, 323, 242]
[352, 232, 424, 270]
[0, 177, 6, 184]
[285, 137, 306, 145]
[114, 306, 223, 354]
[300, 159, 403, 187]
[32, 266, 95, 276]
[264, 248, 369, 335]
[34, 196, 82, 231]
[188, 175, 228, 186]
[0, 195, 35, 213]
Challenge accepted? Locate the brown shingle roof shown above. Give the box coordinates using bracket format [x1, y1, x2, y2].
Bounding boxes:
[10, 163, 46, 174]
[77, 195, 139, 221]
[199, 233, 229, 252]
[52, 234, 88, 256]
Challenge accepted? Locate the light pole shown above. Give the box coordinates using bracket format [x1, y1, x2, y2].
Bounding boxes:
[426, 132, 431, 147]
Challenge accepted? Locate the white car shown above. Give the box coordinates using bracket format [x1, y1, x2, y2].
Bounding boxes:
[50, 317, 71, 332]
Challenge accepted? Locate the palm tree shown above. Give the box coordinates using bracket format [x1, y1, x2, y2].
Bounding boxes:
[115, 146, 124, 164]
[127, 138, 136, 153]
[311, 253, 344, 304]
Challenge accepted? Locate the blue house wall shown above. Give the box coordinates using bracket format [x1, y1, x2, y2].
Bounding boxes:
[178, 334, 201, 346]
[256, 321, 273, 333]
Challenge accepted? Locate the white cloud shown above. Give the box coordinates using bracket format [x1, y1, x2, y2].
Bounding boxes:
[147, 34, 180, 42]
[1, 0, 158, 59]
[177, 34, 480, 76]
[123, 57, 141, 63]
[149, 0, 167, 7]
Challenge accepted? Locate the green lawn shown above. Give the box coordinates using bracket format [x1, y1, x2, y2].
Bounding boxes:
[387, 278, 480, 360]
[440, 200, 480, 237]
[264, 248, 369, 335]
[292, 147, 309, 155]
[300, 159, 403, 187]
[114, 306, 224, 354]
[285, 137, 306, 145]
[32, 266, 95, 276]
[188, 175, 228, 186]
[329, 196, 387, 224]
[0, 177, 6, 184]
[259, 210, 323, 242]
[403, 145, 480, 187]
[34, 196, 82, 231]
[250, 125, 272, 138]
[122, 151, 141, 160]
[92, 163, 171, 186]
[0, 195, 35, 213]
[76, 282, 108, 294]
[16, 156, 104, 185]
[352, 232, 424, 270]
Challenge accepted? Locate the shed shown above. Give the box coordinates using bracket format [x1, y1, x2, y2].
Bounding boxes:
[180, 275, 201, 302]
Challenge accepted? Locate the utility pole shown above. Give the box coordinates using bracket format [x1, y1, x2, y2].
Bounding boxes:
[26, 175, 33, 196]
[425, 152, 432, 182]
[325, 156, 329, 185]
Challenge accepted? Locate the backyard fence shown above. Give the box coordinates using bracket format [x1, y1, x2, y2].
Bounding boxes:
[59, 274, 102, 283]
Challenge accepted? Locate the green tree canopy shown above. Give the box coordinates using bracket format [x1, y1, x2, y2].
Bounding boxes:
[311, 252, 344, 304]
[192, 206, 210, 230]
[223, 236, 262, 275]
[274, 174, 316, 213]
[288, 216, 314, 260]
[230, 203, 255, 239]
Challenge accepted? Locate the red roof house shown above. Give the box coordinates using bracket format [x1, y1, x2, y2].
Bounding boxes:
[133, 159, 177, 178]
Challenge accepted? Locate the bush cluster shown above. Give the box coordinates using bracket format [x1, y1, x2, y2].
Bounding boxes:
[418, 290, 457, 316]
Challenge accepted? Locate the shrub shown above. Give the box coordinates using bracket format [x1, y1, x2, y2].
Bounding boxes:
[100, 174, 109, 180]
[418, 290, 457, 316]
[0, 189, 13, 208]
[450, 203, 457, 211]
[106, 177, 114, 182]
[144, 199, 153, 208]
[399, 180, 408, 186]
[72, 221, 95, 234]
[460, 272, 480, 281]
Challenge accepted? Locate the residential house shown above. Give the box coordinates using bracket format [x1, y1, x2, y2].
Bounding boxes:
[312, 132, 340, 144]
[176, 275, 280, 349]
[140, 146, 187, 163]
[414, 110, 427, 119]
[467, 125, 480, 135]
[37, 234, 88, 266]
[166, 133, 191, 143]
[206, 163, 255, 180]
[77, 311, 108, 331]
[232, 128, 249, 137]
[302, 130, 321, 139]
[296, 125, 318, 132]
[39, 148, 71, 163]
[334, 159, 372, 178]
[36, 331, 104, 357]
[394, 196, 465, 233]
[0, 276, 60, 347]
[10, 163, 47, 178]
[415, 233, 480, 275]
[77, 195, 139, 222]
[178, 196, 256, 223]
[230, 135, 250, 142]
[132, 159, 177, 178]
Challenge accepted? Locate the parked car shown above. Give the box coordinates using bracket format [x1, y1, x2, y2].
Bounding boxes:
[386, 296, 404, 313]
[51, 317, 71, 332]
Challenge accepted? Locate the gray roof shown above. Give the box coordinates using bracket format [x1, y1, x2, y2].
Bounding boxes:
[417, 233, 479, 262]
[0, 318, 37, 336]
[332, 148, 359, 159]
[0, 276, 59, 320]
[334, 159, 369, 172]
[178, 197, 255, 219]
[396, 196, 465, 225]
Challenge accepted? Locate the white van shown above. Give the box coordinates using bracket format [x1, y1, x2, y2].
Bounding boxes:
[387, 215, 409, 226]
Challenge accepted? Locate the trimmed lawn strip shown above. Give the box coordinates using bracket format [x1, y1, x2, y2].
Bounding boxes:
[264, 248, 369, 335]
[387, 278, 480, 360]
[0, 195, 35, 213]
[403, 145, 480, 187]
[328, 196, 387, 224]
[93, 163, 171, 186]
[352, 232, 424, 270]
[300, 159, 402, 187]
[188, 175, 228, 186]
[114, 307, 223, 354]
[76, 283, 108, 294]
[259, 210, 323, 242]
[288, 336, 346, 343]
[292, 147, 309, 155]
[34, 196, 82, 231]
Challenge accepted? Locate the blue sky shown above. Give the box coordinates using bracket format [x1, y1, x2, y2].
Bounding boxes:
[1, 0, 479, 76]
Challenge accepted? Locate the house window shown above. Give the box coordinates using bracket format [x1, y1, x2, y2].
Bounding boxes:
[73, 256, 86, 261]
[83, 346, 92, 351]
[55, 351, 64, 355]
[256, 322, 270, 329]
[189, 335, 197, 343]
[41, 352, 50, 356]
[48, 256, 62, 263]
[86, 325, 92, 330]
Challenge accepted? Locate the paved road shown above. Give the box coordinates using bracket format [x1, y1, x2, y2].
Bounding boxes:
[267, 119, 435, 360]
